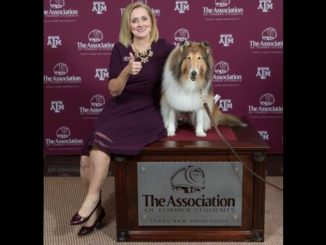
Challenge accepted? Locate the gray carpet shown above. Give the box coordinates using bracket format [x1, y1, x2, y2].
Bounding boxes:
[44, 176, 283, 245]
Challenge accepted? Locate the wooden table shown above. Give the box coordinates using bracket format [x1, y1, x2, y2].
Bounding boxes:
[114, 118, 269, 242]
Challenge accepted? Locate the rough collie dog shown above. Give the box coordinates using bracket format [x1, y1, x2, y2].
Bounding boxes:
[160, 41, 247, 137]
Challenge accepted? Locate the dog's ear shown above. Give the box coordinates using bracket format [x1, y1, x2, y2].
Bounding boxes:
[200, 41, 211, 54]
[200, 41, 210, 47]
[179, 40, 191, 53]
[180, 40, 190, 46]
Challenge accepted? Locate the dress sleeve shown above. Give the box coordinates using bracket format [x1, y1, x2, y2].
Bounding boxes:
[108, 43, 123, 80]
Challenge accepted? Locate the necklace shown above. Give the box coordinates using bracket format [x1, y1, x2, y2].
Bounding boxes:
[132, 44, 154, 64]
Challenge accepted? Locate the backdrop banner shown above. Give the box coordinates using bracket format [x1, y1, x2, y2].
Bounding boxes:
[44, 0, 283, 155]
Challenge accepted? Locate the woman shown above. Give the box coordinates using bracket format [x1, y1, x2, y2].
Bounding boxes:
[70, 2, 174, 236]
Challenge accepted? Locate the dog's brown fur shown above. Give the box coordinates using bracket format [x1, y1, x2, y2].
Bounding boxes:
[161, 41, 247, 137]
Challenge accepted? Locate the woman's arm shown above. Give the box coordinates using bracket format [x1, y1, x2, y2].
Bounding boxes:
[108, 65, 131, 97]
[108, 52, 142, 96]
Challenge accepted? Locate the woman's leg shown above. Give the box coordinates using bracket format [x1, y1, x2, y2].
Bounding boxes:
[80, 155, 92, 189]
[77, 147, 110, 218]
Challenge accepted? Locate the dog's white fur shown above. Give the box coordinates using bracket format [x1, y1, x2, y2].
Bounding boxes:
[161, 41, 246, 137]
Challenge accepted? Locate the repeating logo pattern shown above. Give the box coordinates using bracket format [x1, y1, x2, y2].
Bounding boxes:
[258, 130, 269, 140]
[174, 28, 190, 42]
[175, 1, 190, 14]
[202, 0, 244, 20]
[44, 62, 82, 87]
[50, 101, 64, 113]
[219, 34, 234, 47]
[44, 1, 283, 154]
[92, 1, 107, 15]
[256, 67, 271, 80]
[44, 0, 79, 19]
[249, 27, 283, 51]
[95, 68, 109, 81]
[258, 0, 273, 13]
[213, 61, 242, 86]
[47, 36, 62, 48]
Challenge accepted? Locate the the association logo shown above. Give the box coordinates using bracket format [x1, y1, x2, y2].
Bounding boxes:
[175, 1, 190, 14]
[170, 166, 205, 194]
[49, 0, 65, 9]
[79, 94, 105, 116]
[53, 63, 68, 76]
[258, 0, 273, 13]
[203, 0, 244, 18]
[213, 61, 242, 86]
[256, 67, 271, 80]
[260, 93, 274, 106]
[90, 94, 105, 107]
[219, 34, 234, 47]
[248, 93, 283, 115]
[56, 126, 70, 139]
[44, 62, 82, 86]
[121, 1, 160, 16]
[262, 27, 277, 41]
[44, 0, 79, 19]
[50, 101, 64, 113]
[92, 1, 107, 15]
[45, 126, 83, 147]
[249, 27, 283, 50]
[88, 29, 103, 43]
[258, 130, 269, 140]
[215, 0, 230, 7]
[174, 28, 190, 45]
[77, 29, 114, 52]
[214, 61, 229, 74]
[47, 36, 62, 48]
[95, 68, 109, 81]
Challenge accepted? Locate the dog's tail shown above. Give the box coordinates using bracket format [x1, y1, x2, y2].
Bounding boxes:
[215, 111, 247, 128]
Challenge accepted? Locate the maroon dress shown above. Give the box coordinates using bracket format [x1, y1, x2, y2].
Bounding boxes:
[82, 39, 175, 156]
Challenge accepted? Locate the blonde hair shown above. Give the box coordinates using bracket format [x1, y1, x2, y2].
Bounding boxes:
[119, 2, 159, 47]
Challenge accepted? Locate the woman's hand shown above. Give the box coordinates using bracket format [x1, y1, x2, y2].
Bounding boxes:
[108, 52, 143, 96]
[128, 52, 142, 75]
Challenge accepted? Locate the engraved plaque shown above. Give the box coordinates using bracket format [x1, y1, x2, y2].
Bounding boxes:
[137, 162, 242, 226]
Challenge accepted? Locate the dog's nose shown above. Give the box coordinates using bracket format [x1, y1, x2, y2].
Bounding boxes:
[191, 71, 197, 77]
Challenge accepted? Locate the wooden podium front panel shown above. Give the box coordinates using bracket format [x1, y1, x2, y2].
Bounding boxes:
[114, 118, 269, 242]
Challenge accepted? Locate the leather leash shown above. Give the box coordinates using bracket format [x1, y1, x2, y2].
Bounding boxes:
[200, 92, 283, 192]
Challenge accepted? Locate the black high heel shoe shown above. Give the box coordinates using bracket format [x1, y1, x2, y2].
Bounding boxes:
[77, 208, 106, 236]
[70, 196, 101, 226]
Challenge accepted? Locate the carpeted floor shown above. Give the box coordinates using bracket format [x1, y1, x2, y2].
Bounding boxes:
[44, 176, 283, 245]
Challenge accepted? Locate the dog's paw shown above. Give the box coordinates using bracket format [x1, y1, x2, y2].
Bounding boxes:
[167, 130, 176, 137]
[196, 130, 207, 137]
[167, 126, 176, 136]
